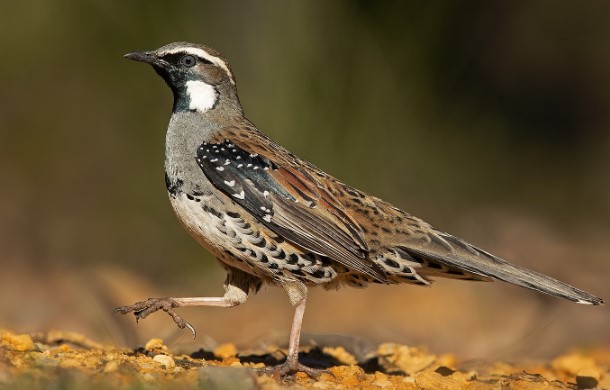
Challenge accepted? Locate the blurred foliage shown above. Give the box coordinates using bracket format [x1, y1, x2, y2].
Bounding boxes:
[1, 0, 609, 281]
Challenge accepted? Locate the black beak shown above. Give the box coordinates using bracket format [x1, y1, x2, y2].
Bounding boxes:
[124, 51, 167, 67]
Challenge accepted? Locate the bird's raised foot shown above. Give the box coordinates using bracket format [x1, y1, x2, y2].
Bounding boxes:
[254, 360, 330, 380]
[114, 297, 196, 338]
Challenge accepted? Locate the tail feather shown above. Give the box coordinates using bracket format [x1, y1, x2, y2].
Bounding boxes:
[395, 231, 604, 306]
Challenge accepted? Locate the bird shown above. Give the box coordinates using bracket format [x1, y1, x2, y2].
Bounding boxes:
[115, 42, 604, 377]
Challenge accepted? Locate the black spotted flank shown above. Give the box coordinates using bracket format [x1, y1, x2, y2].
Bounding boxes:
[165, 172, 183, 196]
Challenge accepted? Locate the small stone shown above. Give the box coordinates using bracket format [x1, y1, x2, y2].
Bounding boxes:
[552, 353, 599, 376]
[322, 346, 358, 366]
[415, 370, 469, 390]
[378, 343, 436, 374]
[145, 338, 169, 354]
[153, 354, 176, 369]
[0, 333, 35, 352]
[138, 362, 155, 371]
[213, 343, 238, 360]
[576, 368, 600, 389]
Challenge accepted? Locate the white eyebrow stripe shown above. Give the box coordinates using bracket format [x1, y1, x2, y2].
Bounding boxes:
[161, 47, 235, 84]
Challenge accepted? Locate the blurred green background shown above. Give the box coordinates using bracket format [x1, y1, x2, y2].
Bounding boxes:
[1, 1, 608, 360]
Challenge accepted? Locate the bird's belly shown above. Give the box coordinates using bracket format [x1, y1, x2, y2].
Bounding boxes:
[168, 192, 339, 285]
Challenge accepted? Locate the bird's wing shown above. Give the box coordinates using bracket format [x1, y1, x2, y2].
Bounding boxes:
[197, 130, 387, 282]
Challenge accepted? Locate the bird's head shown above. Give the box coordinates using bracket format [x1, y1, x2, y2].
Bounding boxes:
[125, 42, 239, 114]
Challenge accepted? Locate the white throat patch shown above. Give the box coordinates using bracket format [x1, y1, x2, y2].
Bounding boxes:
[185, 80, 218, 112]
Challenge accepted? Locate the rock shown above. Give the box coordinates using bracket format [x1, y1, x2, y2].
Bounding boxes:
[378, 343, 436, 374]
[153, 354, 176, 369]
[415, 370, 469, 390]
[0, 332, 35, 352]
[144, 338, 169, 354]
[576, 368, 600, 389]
[213, 343, 238, 360]
[322, 346, 358, 366]
[552, 353, 600, 376]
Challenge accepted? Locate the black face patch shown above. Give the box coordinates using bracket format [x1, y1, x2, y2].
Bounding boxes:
[161, 53, 213, 67]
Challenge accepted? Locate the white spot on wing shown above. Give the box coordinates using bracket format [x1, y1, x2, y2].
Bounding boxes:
[233, 191, 245, 199]
[224, 180, 235, 187]
[263, 214, 272, 222]
[185, 80, 218, 112]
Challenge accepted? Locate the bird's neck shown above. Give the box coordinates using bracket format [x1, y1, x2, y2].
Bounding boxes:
[164, 95, 248, 196]
[172, 80, 243, 118]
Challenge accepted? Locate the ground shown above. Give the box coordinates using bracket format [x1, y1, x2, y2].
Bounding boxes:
[1, 329, 608, 389]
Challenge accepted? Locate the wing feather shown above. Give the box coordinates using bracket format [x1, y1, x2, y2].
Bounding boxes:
[196, 136, 387, 281]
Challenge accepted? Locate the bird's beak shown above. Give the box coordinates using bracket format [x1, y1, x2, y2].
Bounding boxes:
[124, 51, 167, 68]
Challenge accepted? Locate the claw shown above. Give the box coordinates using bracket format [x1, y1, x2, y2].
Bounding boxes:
[114, 297, 197, 338]
[254, 360, 329, 379]
[184, 322, 197, 339]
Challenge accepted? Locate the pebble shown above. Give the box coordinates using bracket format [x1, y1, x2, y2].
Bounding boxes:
[153, 354, 176, 369]
[0, 333, 34, 352]
[213, 343, 238, 359]
[145, 338, 169, 354]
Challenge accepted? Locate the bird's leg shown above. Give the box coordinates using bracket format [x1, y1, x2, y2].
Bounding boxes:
[256, 282, 327, 378]
[114, 281, 249, 338]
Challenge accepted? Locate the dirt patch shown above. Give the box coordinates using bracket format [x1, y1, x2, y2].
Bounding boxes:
[1, 329, 608, 389]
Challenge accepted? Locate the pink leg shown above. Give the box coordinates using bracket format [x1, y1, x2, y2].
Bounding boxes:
[114, 283, 249, 338]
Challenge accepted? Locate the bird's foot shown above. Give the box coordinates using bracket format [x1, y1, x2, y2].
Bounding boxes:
[114, 297, 196, 338]
[254, 359, 329, 379]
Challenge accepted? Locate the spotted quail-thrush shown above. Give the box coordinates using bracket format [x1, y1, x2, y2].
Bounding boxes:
[116, 42, 604, 377]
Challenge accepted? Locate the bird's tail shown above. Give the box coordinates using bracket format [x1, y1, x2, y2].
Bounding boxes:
[394, 230, 604, 305]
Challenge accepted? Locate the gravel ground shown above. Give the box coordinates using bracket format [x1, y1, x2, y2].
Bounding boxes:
[1, 329, 608, 389]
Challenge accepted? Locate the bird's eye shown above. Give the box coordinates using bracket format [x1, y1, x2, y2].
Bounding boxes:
[180, 55, 197, 68]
